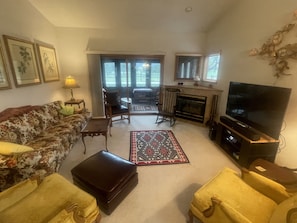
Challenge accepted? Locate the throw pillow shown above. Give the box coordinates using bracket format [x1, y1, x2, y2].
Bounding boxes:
[0, 141, 34, 155]
[59, 105, 75, 116]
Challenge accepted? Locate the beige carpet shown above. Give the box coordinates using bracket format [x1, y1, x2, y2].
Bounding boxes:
[59, 115, 238, 223]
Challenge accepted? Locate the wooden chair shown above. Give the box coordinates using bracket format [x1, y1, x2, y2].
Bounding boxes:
[155, 87, 180, 126]
[103, 89, 130, 126]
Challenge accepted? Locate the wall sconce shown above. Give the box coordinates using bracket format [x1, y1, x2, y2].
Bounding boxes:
[63, 75, 80, 101]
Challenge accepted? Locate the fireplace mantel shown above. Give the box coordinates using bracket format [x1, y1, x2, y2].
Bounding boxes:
[163, 85, 223, 125]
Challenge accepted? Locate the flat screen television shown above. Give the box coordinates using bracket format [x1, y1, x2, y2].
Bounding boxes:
[226, 81, 291, 139]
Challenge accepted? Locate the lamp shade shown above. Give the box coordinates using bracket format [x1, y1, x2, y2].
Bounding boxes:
[63, 76, 80, 101]
[64, 76, 80, 89]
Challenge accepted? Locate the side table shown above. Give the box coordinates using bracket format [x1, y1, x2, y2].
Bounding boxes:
[65, 99, 85, 109]
[249, 158, 297, 192]
[80, 118, 111, 154]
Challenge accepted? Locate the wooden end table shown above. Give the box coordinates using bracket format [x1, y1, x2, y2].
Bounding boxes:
[81, 118, 111, 154]
[249, 158, 297, 192]
[65, 99, 85, 109]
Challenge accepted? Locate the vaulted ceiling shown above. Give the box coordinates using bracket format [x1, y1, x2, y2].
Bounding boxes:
[28, 0, 238, 32]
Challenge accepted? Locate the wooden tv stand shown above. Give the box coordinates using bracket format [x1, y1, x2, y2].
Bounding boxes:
[215, 121, 279, 168]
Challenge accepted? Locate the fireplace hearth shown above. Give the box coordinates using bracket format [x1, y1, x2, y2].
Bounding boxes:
[175, 95, 207, 123]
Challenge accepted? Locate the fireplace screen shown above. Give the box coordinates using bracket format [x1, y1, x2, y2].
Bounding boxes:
[175, 95, 207, 123]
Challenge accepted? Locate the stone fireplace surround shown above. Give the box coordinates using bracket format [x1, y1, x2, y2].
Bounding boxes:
[163, 85, 223, 125]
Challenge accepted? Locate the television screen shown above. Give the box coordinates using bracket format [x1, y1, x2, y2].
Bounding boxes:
[226, 82, 291, 139]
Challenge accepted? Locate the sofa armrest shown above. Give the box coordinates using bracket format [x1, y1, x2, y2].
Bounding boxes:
[0, 178, 38, 211]
[241, 168, 291, 204]
[48, 208, 75, 223]
[48, 202, 83, 223]
[211, 197, 252, 223]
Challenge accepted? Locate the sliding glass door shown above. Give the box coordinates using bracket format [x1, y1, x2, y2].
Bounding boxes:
[101, 55, 163, 113]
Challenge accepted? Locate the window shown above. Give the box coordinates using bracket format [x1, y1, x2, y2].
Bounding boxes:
[151, 63, 161, 87]
[135, 62, 147, 87]
[203, 52, 221, 82]
[120, 62, 131, 87]
[103, 62, 116, 87]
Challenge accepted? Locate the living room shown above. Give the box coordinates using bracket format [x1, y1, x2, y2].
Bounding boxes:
[0, 0, 297, 221]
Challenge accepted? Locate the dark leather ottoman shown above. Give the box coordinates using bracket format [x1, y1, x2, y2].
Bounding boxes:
[71, 150, 138, 214]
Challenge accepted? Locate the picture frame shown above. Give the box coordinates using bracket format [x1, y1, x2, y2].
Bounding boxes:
[3, 35, 41, 87]
[36, 43, 60, 82]
[0, 42, 11, 89]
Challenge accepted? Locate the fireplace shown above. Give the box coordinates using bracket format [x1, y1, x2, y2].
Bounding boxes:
[175, 95, 207, 123]
[161, 85, 222, 125]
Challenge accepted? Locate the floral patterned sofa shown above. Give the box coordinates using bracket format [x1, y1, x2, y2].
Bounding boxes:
[0, 101, 89, 191]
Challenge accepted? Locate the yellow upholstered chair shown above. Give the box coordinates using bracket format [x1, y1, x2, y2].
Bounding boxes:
[189, 167, 297, 223]
[0, 173, 100, 223]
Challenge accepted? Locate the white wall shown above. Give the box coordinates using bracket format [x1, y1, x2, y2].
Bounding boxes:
[207, 0, 297, 167]
[0, 0, 63, 111]
[55, 27, 206, 111]
[0, 1, 206, 112]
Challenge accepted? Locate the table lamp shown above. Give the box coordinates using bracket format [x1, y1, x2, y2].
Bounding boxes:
[63, 75, 80, 101]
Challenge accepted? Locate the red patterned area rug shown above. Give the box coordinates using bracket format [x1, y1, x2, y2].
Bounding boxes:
[130, 130, 189, 166]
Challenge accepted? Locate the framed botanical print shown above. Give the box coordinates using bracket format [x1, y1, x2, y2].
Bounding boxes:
[36, 44, 60, 82]
[0, 42, 11, 89]
[3, 35, 41, 87]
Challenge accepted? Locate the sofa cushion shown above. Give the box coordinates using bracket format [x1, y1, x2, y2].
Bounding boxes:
[38, 101, 63, 130]
[0, 117, 34, 144]
[0, 142, 33, 155]
[19, 109, 44, 136]
[26, 135, 66, 169]
[270, 193, 297, 223]
[0, 106, 41, 122]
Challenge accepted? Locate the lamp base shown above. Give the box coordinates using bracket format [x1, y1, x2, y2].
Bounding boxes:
[70, 89, 76, 101]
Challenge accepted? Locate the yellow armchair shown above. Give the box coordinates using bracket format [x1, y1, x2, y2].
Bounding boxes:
[0, 173, 100, 223]
[189, 167, 295, 223]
